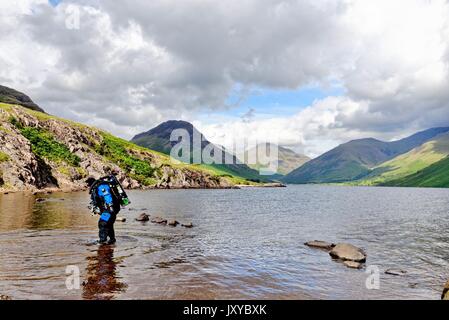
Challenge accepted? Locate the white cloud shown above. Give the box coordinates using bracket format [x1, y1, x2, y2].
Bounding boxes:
[1, 0, 449, 157]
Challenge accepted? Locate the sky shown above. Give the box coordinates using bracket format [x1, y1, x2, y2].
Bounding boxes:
[1, 0, 449, 157]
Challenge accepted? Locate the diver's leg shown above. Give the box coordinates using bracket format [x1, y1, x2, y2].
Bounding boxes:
[107, 213, 116, 244]
[108, 222, 116, 244]
[98, 219, 108, 244]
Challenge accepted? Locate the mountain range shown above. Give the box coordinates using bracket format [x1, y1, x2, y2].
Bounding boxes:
[282, 127, 449, 187]
[1, 85, 448, 190]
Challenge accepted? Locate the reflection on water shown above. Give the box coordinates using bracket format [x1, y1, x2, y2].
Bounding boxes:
[0, 186, 449, 300]
[83, 245, 127, 300]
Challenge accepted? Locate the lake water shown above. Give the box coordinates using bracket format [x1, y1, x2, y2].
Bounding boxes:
[0, 185, 449, 300]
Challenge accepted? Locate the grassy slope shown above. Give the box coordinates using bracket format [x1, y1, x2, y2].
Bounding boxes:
[382, 156, 449, 188]
[352, 133, 449, 186]
[0, 103, 257, 187]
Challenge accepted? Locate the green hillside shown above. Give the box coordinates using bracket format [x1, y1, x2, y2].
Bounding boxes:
[283, 127, 449, 184]
[383, 156, 449, 188]
[0, 102, 258, 192]
[354, 133, 449, 186]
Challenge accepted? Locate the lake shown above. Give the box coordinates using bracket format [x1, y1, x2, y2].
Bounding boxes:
[0, 185, 449, 300]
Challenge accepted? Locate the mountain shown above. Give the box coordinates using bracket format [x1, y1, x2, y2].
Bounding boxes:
[354, 132, 449, 186]
[0, 101, 256, 193]
[283, 127, 449, 184]
[243, 143, 310, 176]
[0, 85, 44, 113]
[131, 120, 266, 181]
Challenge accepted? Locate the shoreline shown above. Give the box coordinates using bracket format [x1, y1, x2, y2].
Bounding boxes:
[0, 182, 287, 195]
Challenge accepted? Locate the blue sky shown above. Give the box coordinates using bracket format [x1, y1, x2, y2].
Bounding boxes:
[222, 85, 344, 119]
[48, 0, 62, 7]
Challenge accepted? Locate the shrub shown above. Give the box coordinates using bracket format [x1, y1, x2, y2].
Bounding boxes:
[20, 127, 80, 166]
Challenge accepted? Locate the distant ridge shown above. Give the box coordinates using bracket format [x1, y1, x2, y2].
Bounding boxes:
[0, 85, 44, 113]
[283, 127, 449, 184]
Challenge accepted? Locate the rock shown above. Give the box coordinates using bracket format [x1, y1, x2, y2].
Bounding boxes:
[343, 261, 363, 269]
[168, 219, 179, 227]
[135, 213, 150, 222]
[181, 222, 193, 228]
[0, 294, 11, 300]
[35, 198, 46, 202]
[385, 269, 407, 276]
[116, 217, 126, 222]
[151, 217, 167, 224]
[329, 243, 366, 263]
[442, 281, 449, 300]
[305, 240, 335, 251]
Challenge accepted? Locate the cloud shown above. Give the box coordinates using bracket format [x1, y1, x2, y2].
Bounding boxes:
[1, 0, 449, 157]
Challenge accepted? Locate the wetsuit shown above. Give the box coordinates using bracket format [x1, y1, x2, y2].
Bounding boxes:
[96, 183, 121, 244]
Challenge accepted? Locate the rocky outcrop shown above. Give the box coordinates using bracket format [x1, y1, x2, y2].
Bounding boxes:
[168, 219, 179, 227]
[343, 261, 363, 269]
[385, 269, 407, 276]
[0, 105, 239, 193]
[305, 241, 335, 251]
[442, 281, 449, 300]
[151, 216, 167, 225]
[154, 165, 233, 189]
[135, 213, 150, 222]
[329, 243, 367, 263]
[181, 222, 193, 228]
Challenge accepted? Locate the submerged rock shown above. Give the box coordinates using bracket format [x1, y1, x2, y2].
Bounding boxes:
[151, 217, 167, 225]
[35, 198, 46, 202]
[168, 219, 179, 227]
[442, 281, 449, 300]
[135, 213, 150, 222]
[182, 222, 193, 228]
[305, 241, 335, 251]
[385, 269, 407, 276]
[343, 261, 363, 269]
[329, 243, 366, 263]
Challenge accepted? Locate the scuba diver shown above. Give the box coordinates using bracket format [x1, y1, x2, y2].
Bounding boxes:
[87, 175, 130, 245]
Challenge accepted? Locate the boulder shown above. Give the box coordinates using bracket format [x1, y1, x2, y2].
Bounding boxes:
[135, 213, 150, 222]
[182, 222, 193, 228]
[385, 269, 407, 276]
[442, 281, 449, 300]
[343, 261, 363, 269]
[305, 241, 335, 251]
[168, 219, 179, 227]
[329, 243, 366, 263]
[151, 217, 167, 224]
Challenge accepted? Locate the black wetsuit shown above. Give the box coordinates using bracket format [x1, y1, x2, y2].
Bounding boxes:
[94, 183, 121, 244]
